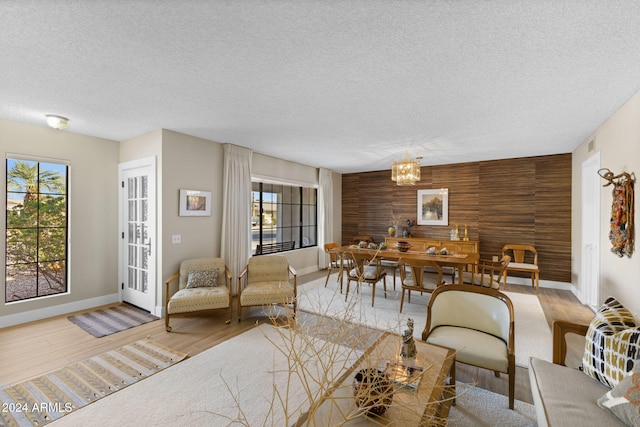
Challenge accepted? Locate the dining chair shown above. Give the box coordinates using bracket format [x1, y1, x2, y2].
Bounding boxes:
[501, 244, 540, 292]
[460, 255, 511, 289]
[398, 257, 443, 313]
[345, 250, 387, 307]
[323, 242, 347, 290]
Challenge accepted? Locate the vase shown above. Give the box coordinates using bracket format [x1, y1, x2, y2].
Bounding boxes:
[353, 368, 393, 417]
[388, 226, 396, 237]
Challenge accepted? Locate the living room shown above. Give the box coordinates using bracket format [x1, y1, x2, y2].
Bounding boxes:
[1, 2, 639, 426]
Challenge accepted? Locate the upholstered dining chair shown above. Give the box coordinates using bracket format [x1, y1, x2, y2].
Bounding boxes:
[422, 284, 515, 409]
[501, 244, 540, 292]
[344, 251, 387, 307]
[237, 255, 297, 321]
[398, 257, 443, 313]
[460, 255, 511, 289]
[164, 257, 233, 332]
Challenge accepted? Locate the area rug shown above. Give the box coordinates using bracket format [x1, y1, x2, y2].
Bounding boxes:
[44, 324, 364, 426]
[43, 323, 535, 426]
[0, 339, 187, 427]
[67, 304, 159, 338]
[298, 273, 552, 367]
[448, 382, 537, 426]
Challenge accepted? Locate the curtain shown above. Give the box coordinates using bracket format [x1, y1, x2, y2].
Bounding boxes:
[318, 168, 334, 268]
[221, 144, 252, 294]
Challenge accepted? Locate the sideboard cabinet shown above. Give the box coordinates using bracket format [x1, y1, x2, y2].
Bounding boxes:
[385, 237, 479, 255]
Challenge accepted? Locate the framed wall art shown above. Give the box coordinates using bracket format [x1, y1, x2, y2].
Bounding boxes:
[417, 189, 448, 226]
[179, 189, 211, 217]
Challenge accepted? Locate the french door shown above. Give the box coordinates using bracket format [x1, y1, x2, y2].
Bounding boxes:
[118, 157, 157, 313]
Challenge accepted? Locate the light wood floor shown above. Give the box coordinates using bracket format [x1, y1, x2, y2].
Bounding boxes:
[0, 270, 595, 406]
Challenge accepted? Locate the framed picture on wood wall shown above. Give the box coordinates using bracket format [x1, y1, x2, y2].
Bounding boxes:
[417, 189, 448, 226]
[179, 189, 211, 216]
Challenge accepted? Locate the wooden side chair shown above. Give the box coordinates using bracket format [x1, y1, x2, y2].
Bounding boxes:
[344, 251, 387, 307]
[501, 244, 540, 292]
[422, 284, 516, 409]
[398, 257, 443, 313]
[164, 257, 233, 332]
[461, 255, 511, 289]
[237, 255, 297, 321]
[323, 242, 347, 289]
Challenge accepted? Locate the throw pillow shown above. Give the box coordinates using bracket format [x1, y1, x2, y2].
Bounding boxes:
[597, 362, 640, 426]
[186, 268, 218, 288]
[582, 297, 639, 387]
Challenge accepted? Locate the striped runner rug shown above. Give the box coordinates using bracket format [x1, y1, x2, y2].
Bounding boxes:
[67, 304, 159, 338]
[0, 339, 187, 427]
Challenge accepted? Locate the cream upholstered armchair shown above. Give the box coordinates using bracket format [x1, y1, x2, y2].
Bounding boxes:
[422, 284, 516, 409]
[164, 257, 233, 332]
[237, 255, 297, 321]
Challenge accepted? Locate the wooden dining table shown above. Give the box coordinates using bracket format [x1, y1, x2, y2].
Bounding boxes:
[332, 245, 480, 286]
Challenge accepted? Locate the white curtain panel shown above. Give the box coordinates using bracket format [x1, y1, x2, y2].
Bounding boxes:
[318, 168, 334, 269]
[221, 144, 253, 295]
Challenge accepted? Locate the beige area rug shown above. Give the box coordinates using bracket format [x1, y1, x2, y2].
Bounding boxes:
[299, 273, 552, 367]
[45, 323, 536, 426]
[0, 339, 187, 427]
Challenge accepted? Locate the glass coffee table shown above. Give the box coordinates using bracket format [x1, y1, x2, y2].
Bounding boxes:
[294, 332, 455, 426]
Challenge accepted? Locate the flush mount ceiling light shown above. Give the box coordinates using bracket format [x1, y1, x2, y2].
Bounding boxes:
[391, 152, 422, 186]
[45, 114, 69, 130]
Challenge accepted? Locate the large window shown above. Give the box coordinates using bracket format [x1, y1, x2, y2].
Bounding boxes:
[5, 157, 68, 302]
[251, 182, 317, 255]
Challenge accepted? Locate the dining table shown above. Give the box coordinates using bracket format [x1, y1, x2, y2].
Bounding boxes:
[331, 245, 480, 286]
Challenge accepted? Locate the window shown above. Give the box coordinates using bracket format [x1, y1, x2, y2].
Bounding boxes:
[6, 157, 68, 302]
[251, 182, 317, 255]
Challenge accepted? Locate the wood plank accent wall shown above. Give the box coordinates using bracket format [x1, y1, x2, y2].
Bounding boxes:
[342, 154, 572, 282]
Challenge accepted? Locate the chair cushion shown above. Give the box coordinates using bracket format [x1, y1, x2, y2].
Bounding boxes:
[529, 357, 624, 427]
[349, 265, 381, 280]
[186, 268, 218, 288]
[597, 362, 640, 426]
[582, 297, 639, 387]
[240, 281, 295, 307]
[507, 262, 538, 271]
[426, 325, 509, 373]
[167, 287, 229, 314]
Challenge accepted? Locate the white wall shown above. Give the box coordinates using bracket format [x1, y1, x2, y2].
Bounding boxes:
[0, 119, 119, 325]
[572, 90, 640, 316]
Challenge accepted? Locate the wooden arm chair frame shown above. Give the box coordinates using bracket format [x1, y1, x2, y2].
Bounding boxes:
[422, 284, 516, 409]
[164, 257, 233, 332]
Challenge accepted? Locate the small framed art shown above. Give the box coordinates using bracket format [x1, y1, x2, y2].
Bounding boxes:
[417, 189, 448, 226]
[179, 189, 211, 217]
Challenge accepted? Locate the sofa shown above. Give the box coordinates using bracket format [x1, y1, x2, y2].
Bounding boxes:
[528, 297, 640, 427]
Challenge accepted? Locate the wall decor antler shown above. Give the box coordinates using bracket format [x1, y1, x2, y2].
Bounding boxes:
[598, 168, 635, 258]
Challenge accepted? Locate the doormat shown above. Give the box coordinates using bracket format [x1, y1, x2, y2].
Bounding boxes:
[0, 338, 187, 426]
[68, 304, 159, 338]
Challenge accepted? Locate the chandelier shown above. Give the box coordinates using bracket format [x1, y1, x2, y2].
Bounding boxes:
[391, 152, 422, 186]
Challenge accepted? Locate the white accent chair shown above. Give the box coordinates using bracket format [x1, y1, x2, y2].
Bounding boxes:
[422, 284, 516, 409]
[164, 257, 233, 332]
[237, 255, 297, 321]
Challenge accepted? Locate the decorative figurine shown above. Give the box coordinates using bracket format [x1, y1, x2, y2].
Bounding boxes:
[401, 318, 417, 359]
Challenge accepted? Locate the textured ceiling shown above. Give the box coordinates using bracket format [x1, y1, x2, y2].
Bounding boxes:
[1, 1, 639, 173]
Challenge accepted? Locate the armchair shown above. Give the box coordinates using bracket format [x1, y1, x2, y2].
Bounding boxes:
[164, 257, 233, 332]
[237, 255, 297, 321]
[422, 284, 515, 409]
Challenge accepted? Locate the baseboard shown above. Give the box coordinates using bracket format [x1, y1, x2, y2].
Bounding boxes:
[504, 277, 572, 291]
[0, 293, 120, 329]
